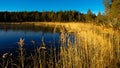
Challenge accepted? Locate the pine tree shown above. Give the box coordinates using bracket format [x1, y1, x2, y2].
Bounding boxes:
[96, 12, 106, 24]
[86, 9, 96, 22]
[111, 0, 120, 21]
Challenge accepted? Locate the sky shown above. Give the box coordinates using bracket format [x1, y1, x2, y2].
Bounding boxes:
[0, 0, 105, 14]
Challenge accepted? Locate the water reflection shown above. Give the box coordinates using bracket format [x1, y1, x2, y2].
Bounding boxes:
[0, 24, 75, 55]
[0, 23, 59, 32]
[0, 27, 60, 53]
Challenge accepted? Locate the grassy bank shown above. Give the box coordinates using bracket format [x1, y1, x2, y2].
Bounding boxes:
[0, 22, 119, 30]
[0, 22, 120, 68]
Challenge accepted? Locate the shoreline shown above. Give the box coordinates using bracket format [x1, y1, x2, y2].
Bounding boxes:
[0, 22, 119, 32]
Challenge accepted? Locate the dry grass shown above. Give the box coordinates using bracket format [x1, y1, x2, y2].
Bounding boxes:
[59, 23, 120, 68]
[35, 22, 120, 68]
[0, 22, 120, 68]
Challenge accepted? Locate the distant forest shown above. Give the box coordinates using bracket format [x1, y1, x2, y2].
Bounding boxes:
[0, 10, 97, 23]
[0, 0, 120, 28]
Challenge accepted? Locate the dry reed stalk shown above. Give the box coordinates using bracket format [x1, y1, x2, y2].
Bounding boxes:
[18, 38, 24, 68]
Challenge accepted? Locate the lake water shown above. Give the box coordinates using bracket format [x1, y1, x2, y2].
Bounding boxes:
[0, 28, 60, 54]
[0, 24, 75, 55]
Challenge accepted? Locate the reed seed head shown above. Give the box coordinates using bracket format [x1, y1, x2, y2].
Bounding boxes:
[2, 53, 8, 59]
[18, 38, 24, 47]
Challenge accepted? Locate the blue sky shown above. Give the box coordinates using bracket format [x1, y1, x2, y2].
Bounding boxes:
[0, 0, 104, 14]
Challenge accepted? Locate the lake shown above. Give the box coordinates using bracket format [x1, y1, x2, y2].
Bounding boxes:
[0, 27, 60, 54]
[0, 23, 75, 55]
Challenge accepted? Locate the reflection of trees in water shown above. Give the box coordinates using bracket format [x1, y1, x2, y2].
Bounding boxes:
[0, 24, 59, 33]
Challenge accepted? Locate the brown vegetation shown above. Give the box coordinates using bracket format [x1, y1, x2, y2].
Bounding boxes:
[0, 23, 120, 68]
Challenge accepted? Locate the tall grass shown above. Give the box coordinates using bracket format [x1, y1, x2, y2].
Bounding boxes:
[0, 23, 120, 68]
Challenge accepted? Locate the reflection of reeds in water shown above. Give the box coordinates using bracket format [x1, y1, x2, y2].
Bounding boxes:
[0, 23, 120, 68]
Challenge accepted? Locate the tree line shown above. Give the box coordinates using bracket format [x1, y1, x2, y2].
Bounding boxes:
[0, 0, 119, 27]
[0, 10, 97, 23]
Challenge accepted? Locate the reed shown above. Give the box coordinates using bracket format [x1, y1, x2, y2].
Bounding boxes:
[18, 38, 24, 68]
[0, 23, 120, 68]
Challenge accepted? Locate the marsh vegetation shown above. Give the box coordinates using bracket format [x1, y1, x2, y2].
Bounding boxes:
[0, 23, 119, 68]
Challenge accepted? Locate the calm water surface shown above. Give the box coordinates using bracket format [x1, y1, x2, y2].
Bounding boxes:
[0, 29, 60, 53]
